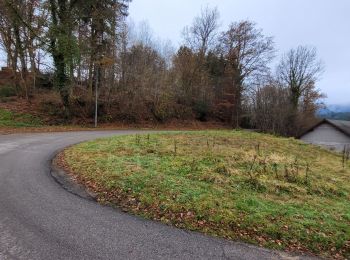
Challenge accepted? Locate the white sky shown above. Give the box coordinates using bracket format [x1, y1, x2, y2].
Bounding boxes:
[129, 0, 350, 105]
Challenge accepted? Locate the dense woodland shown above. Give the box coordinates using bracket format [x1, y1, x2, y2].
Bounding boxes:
[0, 0, 325, 136]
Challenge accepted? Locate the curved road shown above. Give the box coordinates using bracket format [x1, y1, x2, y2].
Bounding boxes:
[0, 131, 315, 260]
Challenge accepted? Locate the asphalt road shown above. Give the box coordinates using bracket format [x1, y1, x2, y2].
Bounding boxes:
[0, 131, 317, 260]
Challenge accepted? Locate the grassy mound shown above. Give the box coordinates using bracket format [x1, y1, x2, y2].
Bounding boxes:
[0, 108, 42, 128]
[62, 131, 350, 258]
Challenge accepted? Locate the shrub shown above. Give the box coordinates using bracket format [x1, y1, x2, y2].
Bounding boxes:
[194, 100, 210, 121]
[0, 85, 17, 97]
[150, 96, 175, 122]
[36, 73, 54, 89]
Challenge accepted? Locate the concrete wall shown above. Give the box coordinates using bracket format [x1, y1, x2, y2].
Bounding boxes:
[300, 122, 350, 151]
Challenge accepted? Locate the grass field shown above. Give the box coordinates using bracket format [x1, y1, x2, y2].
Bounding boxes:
[0, 108, 42, 128]
[62, 131, 350, 258]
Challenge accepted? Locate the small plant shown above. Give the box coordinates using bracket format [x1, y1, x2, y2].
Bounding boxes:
[293, 157, 299, 176]
[284, 165, 289, 180]
[342, 145, 350, 169]
[282, 157, 306, 184]
[262, 155, 268, 174]
[174, 139, 177, 155]
[305, 163, 310, 185]
[272, 163, 278, 178]
[246, 155, 265, 189]
[248, 155, 257, 179]
[135, 134, 141, 145]
[190, 158, 197, 171]
[255, 143, 261, 155]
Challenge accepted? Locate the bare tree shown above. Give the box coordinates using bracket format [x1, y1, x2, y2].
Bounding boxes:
[183, 6, 220, 55]
[277, 46, 324, 109]
[0, 0, 15, 68]
[136, 20, 155, 47]
[251, 81, 291, 135]
[0, 0, 46, 98]
[277, 46, 324, 135]
[220, 20, 275, 127]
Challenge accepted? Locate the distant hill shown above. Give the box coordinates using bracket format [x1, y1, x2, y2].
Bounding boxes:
[327, 104, 350, 112]
[318, 104, 350, 121]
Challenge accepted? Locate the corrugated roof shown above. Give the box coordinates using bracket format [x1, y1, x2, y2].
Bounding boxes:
[299, 119, 350, 138]
[327, 119, 350, 136]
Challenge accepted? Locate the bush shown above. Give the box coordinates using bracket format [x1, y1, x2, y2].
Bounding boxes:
[150, 96, 175, 122]
[194, 100, 210, 121]
[36, 73, 54, 89]
[0, 85, 16, 97]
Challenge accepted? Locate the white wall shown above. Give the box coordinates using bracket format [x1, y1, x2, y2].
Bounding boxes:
[300, 122, 350, 151]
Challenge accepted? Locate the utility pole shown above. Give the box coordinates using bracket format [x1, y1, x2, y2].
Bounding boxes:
[94, 67, 98, 128]
[95, 33, 103, 128]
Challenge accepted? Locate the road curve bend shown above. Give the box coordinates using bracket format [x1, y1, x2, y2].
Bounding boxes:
[0, 131, 316, 260]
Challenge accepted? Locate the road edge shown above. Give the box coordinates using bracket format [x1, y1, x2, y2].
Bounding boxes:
[50, 150, 98, 201]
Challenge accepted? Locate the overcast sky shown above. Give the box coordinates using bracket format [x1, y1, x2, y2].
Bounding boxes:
[129, 0, 350, 105]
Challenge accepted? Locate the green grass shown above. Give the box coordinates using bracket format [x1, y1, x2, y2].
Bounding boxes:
[63, 131, 350, 258]
[0, 108, 42, 127]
